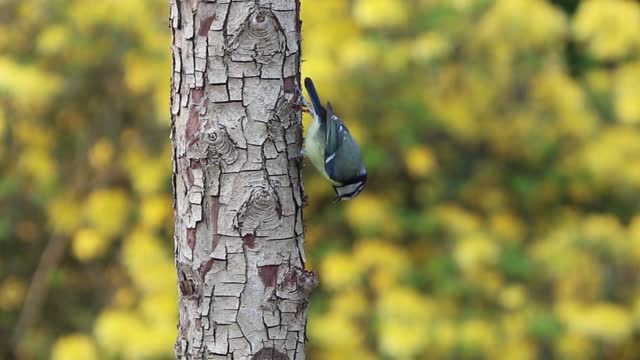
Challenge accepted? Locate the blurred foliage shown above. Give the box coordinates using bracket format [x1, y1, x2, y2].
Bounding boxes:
[2, 0, 640, 359]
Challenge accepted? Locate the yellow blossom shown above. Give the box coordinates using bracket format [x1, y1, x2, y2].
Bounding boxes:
[378, 287, 434, 322]
[124, 53, 156, 94]
[37, 25, 70, 55]
[353, 0, 408, 29]
[382, 43, 411, 72]
[126, 158, 169, 194]
[339, 38, 378, 69]
[614, 62, 640, 124]
[14, 121, 54, 149]
[582, 127, 640, 188]
[433, 204, 482, 235]
[85, 188, 130, 237]
[70, 1, 150, 32]
[405, 145, 437, 178]
[585, 69, 612, 93]
[431, 322, 456, 354]
[459, 319, 498, 355]
[330, 291, 368, 319]
[345, 195, 387, 232]
[379, 322, 428, 358]
[128, 324, 175, 358]
[51, 334, 98, 360]
[122, 229, 175, 293]
[89, 138, 115, 169]
[140, 195, 173, 229]
[454, 233, 499, 271]
[494, 340, 536, 360]
[490, 213, 524, 243]
[581, 214, 625, 252]
[319, 349, 376, 360]
[377, 288, 434, 357]
[573, 0, 640, 60]
[301, 58, 337, 100]
[412, 32, 451, 61]
[369, 269, 398, 293]
[533, 69, 596, 138]
[500, 312, 529, 340]
[309, 310, 363, 349]
[301, 0, 349, 27]
[556, 334, 592, 360]
[0, 56, 62, 107]
[354, 239, 409, 275]
[94, 309, 145, 355]
[17, 149, 57, 185]
[47, 195, 83, 234]
[478, 0, 567, 49]
[559, 301, 633, 343]
[321, 252, 362, 290]
[499, 285, 527, 310]
[72, 227, 110, 262]
[140, 293, 178, 326]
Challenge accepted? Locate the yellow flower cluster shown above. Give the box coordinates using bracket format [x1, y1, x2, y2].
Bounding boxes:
[478, 0, 568, 50]
[353, 0, 408, 29]
[72, 228, 109, 262]
[94, 306, 176, 359]
[51, 334, 98, 360]
[405, 145, 438, 178]
[0, 57, 62, 108]
[614, 61, 640, 124]
[582, 127, 640, 189]
[85, 189, 130, 237]
[573, 0, 640, 60]
[377, 288, 434, 357]
[557, 301, 633, 343]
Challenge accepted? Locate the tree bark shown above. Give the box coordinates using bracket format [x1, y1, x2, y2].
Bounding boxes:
[170, 1, 313, 359]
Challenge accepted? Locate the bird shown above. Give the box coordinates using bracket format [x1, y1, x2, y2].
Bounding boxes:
[302, 77, 367, 200]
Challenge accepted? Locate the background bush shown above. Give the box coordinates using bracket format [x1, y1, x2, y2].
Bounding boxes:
[2, 0, 640, 359]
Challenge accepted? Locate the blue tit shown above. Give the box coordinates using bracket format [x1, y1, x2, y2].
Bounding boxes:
[303, 77, 367, 200]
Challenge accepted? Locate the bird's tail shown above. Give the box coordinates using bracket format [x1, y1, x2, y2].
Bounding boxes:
[304, 77, 326, 119]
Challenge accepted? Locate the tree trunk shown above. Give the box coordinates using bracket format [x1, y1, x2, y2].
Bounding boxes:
[169, 1, 314, 359]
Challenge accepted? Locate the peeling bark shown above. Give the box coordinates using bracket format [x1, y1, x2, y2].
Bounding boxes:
[170, 0, 312, 359]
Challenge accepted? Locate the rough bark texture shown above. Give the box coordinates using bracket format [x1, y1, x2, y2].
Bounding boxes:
[170, 1, 314, 359]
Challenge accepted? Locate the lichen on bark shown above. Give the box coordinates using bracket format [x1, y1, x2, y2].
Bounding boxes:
[170, 0, 313, 359]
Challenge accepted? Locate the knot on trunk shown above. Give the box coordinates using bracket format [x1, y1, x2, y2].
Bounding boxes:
[229, 6, 285, 64]
[252, 347, 289, 360]
[187, 123, 239, 165]
[236, 181, 283, 235]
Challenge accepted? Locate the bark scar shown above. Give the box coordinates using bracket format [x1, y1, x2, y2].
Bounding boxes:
[242, 233, 256, 249]
[258, 265, 279, 288]
[199, 15, 215, 36]
[178, 263, 201, 299]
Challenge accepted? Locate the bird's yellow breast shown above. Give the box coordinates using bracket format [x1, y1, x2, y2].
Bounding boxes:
[304, 118, 340, 186]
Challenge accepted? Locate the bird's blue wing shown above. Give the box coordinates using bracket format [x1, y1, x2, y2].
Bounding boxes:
[324, 104, 347, 178]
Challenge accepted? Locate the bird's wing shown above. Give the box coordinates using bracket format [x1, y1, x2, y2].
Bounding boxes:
[324, 103, 347, 178]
